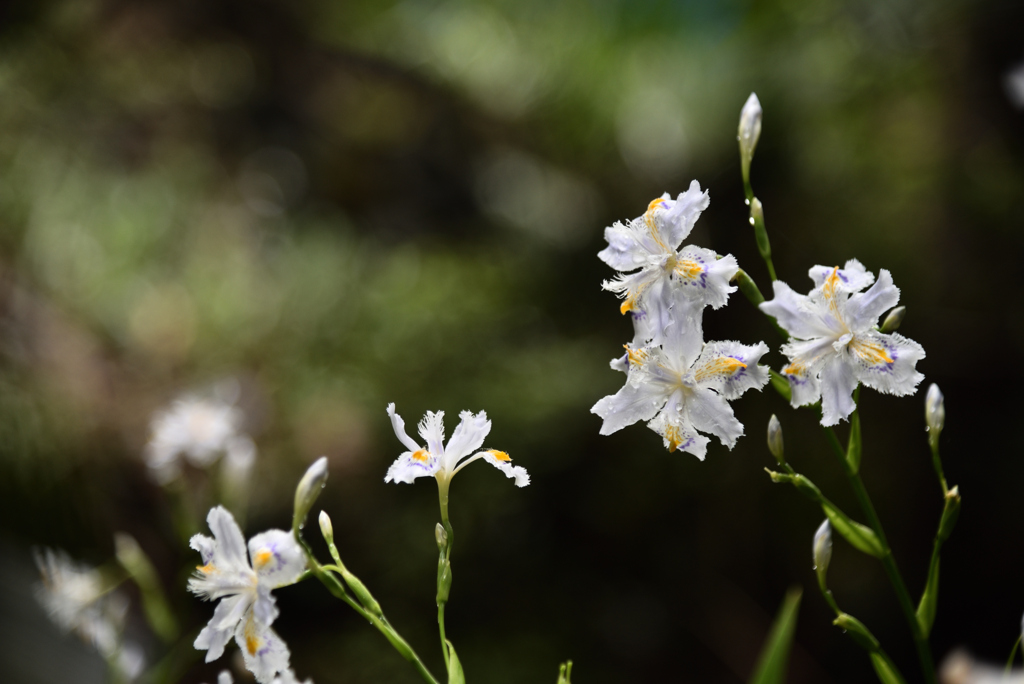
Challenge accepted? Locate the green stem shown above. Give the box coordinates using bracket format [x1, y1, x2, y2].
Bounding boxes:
[824, 426, 937, 684]
[438, 604, 448, 669]
[297, 536, 440, 684]
[436, 477, 454, 669]
[929, 441, 948, 496]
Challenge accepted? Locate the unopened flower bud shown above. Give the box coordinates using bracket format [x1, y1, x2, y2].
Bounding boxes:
[767, 415, 784, 464]
[925, 384, 945, 440]
[435, 522, 448, 553]
[879, 306, 906, 333]
[293, 456, 329, 532]
[319, 510, 334, 544]
[738, 93, 763, 185]
[813, 519, 832, 591]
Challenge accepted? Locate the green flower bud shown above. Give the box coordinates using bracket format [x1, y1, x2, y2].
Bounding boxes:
[738, 93, 763, 186]
[879, 306, 906, 333]
[767, 415, 784, 465]
[813, 519, 832, 591]
[437, 558, 452, 605]
[293, 456, 328, 532]
[435, 522, 448, 553]
[319, 510, 334, 545]
[925, 384, 945, 446]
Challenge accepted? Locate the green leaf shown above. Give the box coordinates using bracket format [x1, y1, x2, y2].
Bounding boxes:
[749, 587, 802, 684]
[916, 556, 939, 637]
[869, 651, 908, 684]
[114, 533, 178, 642]
[769, 370, 792, 403]
[822, 505, 885, 558]
[446, 640, 466, 684]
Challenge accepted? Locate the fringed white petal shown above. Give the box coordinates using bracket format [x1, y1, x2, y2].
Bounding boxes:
[685, 387, 745, 449]
[384, 450, 440, 484]
[819, 356, 859, 426]
[481, 451, 530, 487]
[850, 331, 925, 397]
[386, 403, 421, 453]
[844, 269, 900, 332]
[444, 410, 491, 471]
[592, 379, 666, 436]
[809, 259, 874, 292]
[692, 340, 770, 400]
[236, 617, 291, 684]
[417, 411, 446, 456]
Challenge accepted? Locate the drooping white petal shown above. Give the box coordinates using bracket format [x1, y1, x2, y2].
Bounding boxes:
[386, 403, 421, 453]
[672, 246, 738, 310]
[417, 411, 446, 456]
[692, 340, 769, 400]
[444, 410, 491, 471]
[384, 449, 440, 484]
[844, 269, 900, 332]
[809, 259, 874, 292]
[194, 594, 251, 662]
[779, 337, 834, 408]
[819, 356, 859, 426]
[647, 401, 710, 459]
[250, 584, 278, 627]
[685, 387, 745, 449]
[481, 450, 530, 487]
[849, 331, 925, 396]
[592, 378, 667, 436]
[598, 220, 652, 272]
[236, 617, 291, 684]
[248, 530, 306, 590]
[759, 281, 834, 340]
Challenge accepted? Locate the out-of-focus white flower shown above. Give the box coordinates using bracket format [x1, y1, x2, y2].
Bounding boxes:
[189, 507, 306, 683]
[34, 548, 127, 658]
[759, 259, 926, 426]
[598, 180, 738, 347]
[145, 388, 247, 483]
[592, 325, 769, 458]
[384, 404, 528, 487]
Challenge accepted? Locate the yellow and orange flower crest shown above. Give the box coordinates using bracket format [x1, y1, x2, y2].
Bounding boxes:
[695, 357, 747, 382]
[486, 449, 511, 462]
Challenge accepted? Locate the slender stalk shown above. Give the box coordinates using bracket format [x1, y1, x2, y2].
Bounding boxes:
[929, 440, 948, 495]
[1006, 635, 1022, 675]
[297, 536, 440, 684]
[824, 424, 937, 684]
[436, 477, 454, 669]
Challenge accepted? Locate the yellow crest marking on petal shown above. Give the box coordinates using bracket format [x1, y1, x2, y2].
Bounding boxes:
[674, 258, 705, 281]
[253, 548, 273, 570]
[197, 562, 215, 574]
[244, 619, 261, 655]
[624, 344, 648, 368]
[783, 361, 806, 377]
[411, 449, 430, 462]
[487, 449, 511, 462]
[695, 357, 747, 382]
[664, 424, 682, 453]
[850, 337, 894, 366]
[642, 198, 671, 252]
[821, 266, 846, 321]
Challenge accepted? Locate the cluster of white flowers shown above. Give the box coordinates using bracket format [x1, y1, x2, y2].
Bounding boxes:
[34, 548, 145, 680]
[144, 382, 255, 485]
[760, 259, 925, 425]
[592, 182, 770, 457]
[384, 403, 529, 488]
[188, 506, 311, 684]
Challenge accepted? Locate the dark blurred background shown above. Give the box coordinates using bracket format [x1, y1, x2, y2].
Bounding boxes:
[0, 0, 1022, 682]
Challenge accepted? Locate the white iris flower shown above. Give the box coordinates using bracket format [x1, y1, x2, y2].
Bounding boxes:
[759, 259, 926, 426]
[592, 326, 769, 457]
[384, 404, 528, 488]
[598, 180, 739, 347]
[188, 507, 306, 683]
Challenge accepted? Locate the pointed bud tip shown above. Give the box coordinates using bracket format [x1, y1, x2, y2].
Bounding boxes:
[813, 519, 833, 582]
[767, 415, 784, 463]
[319, 510, 334, 541]
[925, 384, 945, 434]
[294, 456, 330, 532]
[738, 93, 763, 165]
[879, 306, 906, 333]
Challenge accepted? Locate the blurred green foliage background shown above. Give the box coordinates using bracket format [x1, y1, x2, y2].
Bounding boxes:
[0, 0, 1022, 682]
